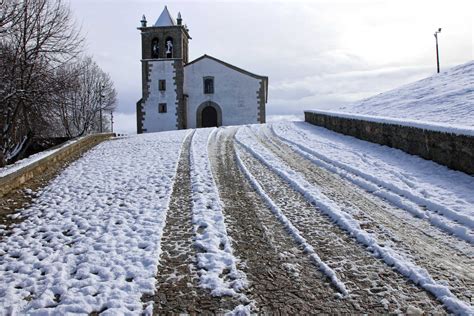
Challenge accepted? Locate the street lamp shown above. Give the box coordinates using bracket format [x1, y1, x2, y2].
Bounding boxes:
[434, 28, 442, 73]
[110, 111, 114, 133]
[99, 84, 105, 133]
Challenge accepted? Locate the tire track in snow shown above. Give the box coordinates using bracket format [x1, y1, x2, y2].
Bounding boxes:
[209, 127, 355, 314]
[271, 123, 474, 244]
[256, 124, 474, 306]
[188, 128, 251, 313]
[236, 127, 447, 314]
[141, 131, 239, 314]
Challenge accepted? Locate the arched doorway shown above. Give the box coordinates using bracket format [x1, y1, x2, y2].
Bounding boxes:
[196, 101, 222, 128]
[202, 106, 217, 127]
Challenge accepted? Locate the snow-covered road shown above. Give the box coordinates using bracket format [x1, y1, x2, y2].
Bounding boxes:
[0, 122, 472, 315]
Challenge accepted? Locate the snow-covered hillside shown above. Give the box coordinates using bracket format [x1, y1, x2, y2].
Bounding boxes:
[334, 61, 474, 128]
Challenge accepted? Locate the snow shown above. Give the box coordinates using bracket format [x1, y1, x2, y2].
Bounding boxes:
[326, 61, 474, 129]
[0, 131, 189, 314]
[306, 109, 474, 137]
[236, 124, 473, 315]
[272, 122, 474, 244]
[1, 119, 472, 313]
[0, 138, 82, 178]
[189, 128, 249, 299]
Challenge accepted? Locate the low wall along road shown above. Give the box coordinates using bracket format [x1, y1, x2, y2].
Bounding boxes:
[0, 133, 115, 196]
[305, 111, 474, 175]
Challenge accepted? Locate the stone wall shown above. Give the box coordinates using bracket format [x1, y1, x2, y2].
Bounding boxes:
[0, 133, 114, 196]
[304, 111, 474, 175]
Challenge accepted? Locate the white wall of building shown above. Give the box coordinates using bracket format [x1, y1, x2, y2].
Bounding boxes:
[184, 58, 261, 129]
[143, 60, 178, 132]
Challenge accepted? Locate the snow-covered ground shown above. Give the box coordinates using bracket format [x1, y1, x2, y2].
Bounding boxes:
[272, 122, 474, 243]
[237, 123, 473, 314]
[189, 128, 249, 298]
[1, 121, 472, 314]
[0, 131, 189, 314]
[322, 61, 474, 129]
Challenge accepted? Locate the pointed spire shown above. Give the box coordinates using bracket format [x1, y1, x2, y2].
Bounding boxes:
[177, 12, 182, 25]
[154, 6, 175, 27]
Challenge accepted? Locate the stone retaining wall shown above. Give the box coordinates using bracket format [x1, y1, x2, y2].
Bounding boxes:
[305, 111, 474, 175]
[0, 133, 114, 196]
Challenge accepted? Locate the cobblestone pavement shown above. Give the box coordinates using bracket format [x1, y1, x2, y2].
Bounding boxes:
[0, 143, 102, 242]
[142, 132, 240, 314]
[235, 139, 446, 313]
[4, 126, 471, 313]
[208, 127, 356, 314]
[257, 125, 474, 305]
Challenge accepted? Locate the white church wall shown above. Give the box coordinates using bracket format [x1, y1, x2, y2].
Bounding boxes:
[143, 60, 178, 132]
[184, 58, 261, 129]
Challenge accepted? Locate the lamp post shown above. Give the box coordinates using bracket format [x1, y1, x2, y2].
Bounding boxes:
[110, 111, 114, 133]
[99, 106, 103, 133]
[99, 84, 105, 133]
[434, 28, 442, 73]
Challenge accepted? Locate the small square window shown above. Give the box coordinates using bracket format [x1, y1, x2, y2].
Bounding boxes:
[204, 77, 214, 94]
[159, 103, 167, 113]
[159, 80, 166, 91]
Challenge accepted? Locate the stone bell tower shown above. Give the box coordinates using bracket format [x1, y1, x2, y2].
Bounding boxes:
[136, 6, 191, 133]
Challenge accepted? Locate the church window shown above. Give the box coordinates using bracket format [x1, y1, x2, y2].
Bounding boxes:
[159, 80, 166, 91]
[165, 37, 173, 58]
[204, 77, 214, 94]
[159, 103, 167, 113]
[151, 38, 159, 59]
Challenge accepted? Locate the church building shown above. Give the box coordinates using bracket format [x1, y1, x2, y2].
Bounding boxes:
[136, 6, 268, 133]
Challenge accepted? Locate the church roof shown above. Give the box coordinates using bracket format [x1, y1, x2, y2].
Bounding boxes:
[154, 6, 175, 27]
[186, 55, 268, 102]
[186, 55, 268, 80]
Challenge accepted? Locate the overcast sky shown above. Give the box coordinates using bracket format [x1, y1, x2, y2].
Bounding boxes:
[70, 0, 473, 134]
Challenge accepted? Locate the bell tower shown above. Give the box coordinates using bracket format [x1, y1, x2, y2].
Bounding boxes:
[136, 6, 191, 133]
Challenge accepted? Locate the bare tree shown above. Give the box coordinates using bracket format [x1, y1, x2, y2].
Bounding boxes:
[0, 0, 21, 34]
[0, 0, 83, 166]
[55, 56, 117, 138]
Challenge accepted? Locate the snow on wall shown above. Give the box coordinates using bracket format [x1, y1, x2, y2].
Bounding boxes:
[0, 138, 81, 178]
[331, 61, 474, 129]
[306, 109, 474, 137]
[143, 60, 178, 132]
[184, 57, 261, 128]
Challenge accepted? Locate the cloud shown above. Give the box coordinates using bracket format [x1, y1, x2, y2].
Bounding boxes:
[267, 64, 438, 115]
[70, 0, 473, 130]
